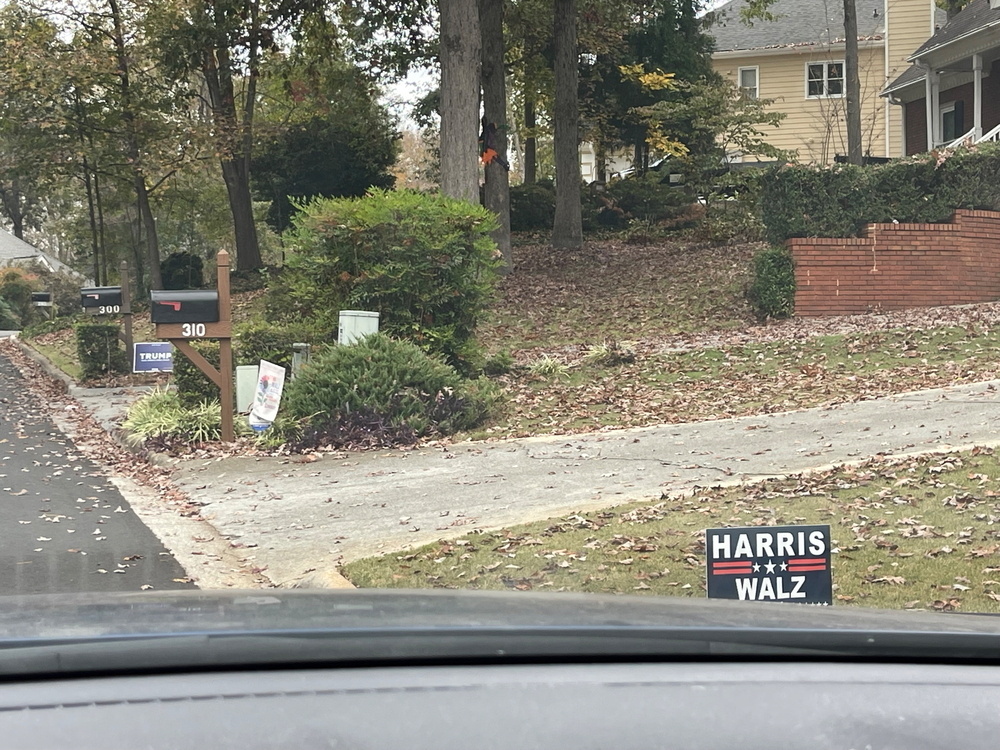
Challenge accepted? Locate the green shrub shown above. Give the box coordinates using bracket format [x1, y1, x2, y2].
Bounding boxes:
[864, 156, 948, 225]
[604, 171, 690, 223]
[161, 251, 205, 289]
[173, 340, 220, 407]
[272, 189, 500, 374]
[235, 320, 325, 372]
[123, 389, 223, 446]
[482, 349, 513, 377]
[0, 298, 20, 330]
[759, 163, 868, 244]
[936, 144, 1000, 212]
[0, 269, 36, 328]
[747, 247, 795, 320]
[694, 169, 767, 245]
[759, 144, 1000, 243]
[75, 322, 129, 380]
[22, 314, 80, 338]
[510, 181, 556, 231]
[22, 262, 82, 318]
[283, 334, 500, 444]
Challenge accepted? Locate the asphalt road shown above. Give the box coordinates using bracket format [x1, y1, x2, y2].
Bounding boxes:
[0, 353, 194, 594]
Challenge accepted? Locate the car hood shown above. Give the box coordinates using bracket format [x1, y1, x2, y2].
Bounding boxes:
[0, 589, 998, 675]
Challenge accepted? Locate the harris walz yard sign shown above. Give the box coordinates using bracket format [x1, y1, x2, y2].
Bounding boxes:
[706, 525, 832, 605]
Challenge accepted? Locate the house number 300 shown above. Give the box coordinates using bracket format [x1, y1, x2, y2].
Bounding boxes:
[181, 323, 206, 337]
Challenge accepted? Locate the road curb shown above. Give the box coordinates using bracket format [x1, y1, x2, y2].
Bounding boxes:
[15, 338, 73, 393]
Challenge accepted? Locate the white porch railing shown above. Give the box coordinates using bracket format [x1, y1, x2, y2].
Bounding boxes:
[978, 122, 1000, 143]
[939, 123, 1000, 150]
[943, 128, 977, 150]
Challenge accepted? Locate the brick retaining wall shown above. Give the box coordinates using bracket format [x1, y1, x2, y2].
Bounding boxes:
[790, 210, 1000, 316]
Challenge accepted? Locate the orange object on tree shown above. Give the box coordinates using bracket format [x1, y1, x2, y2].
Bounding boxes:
[479, 117, 509, 171]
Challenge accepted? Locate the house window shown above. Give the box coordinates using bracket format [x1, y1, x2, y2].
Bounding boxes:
[738, 66, 758, 99]
[806, 61, 844, 98]
[940, 102, 964, 143]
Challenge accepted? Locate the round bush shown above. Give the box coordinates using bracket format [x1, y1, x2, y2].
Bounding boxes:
[272, 189, 500, 374]
[510, 181, 556, 231]
[283, 334, 499, 442]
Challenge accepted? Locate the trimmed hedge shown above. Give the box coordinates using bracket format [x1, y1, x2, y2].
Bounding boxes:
[75, 323, 129, 380]
[235, 321, 323, 373]
[760, 144, 1000, 244]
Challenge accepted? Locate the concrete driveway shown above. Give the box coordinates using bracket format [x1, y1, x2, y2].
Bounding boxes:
[167, 379, 1000, 587]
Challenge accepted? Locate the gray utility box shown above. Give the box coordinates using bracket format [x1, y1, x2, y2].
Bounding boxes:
[151, 290, 219, 324]
[81, 286, 122, 310]
[338, 310, 380, 345]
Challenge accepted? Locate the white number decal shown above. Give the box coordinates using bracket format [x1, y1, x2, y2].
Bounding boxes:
[181, 323, 206, 337]
[98, 305, 121, 315]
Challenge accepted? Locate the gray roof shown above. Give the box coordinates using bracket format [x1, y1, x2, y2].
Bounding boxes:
[883, 63, 926, 95]
[708, 0, 886, 52]
[0, 228, 85, 279]
[910, 0, 1000, 58]
[884, 0, 1000, 95]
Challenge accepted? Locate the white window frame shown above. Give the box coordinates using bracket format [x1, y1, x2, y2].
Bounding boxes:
[805, 60, 845, 99]
[738, 66, 759, 99]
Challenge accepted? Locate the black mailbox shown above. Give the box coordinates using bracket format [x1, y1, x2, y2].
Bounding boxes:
[151, 289, 219, 324]
[80, 286, 122, 310]
[31, 292, 52, 306]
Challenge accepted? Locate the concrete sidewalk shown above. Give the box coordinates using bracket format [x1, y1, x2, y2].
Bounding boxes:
[154, 379, 1000, 588]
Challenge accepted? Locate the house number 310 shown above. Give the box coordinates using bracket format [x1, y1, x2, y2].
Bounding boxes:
[181, 323, 206, 337]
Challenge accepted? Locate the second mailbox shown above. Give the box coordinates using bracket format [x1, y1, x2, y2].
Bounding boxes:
[81, 286, 122, 310]
[151, 290, 219, 324]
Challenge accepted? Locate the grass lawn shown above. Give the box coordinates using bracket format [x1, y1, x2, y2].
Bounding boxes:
[473, 322, 1000, 439]
[343, 447, 1000, 613]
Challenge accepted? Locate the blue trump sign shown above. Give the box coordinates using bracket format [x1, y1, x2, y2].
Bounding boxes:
[133, 342, 173, 373]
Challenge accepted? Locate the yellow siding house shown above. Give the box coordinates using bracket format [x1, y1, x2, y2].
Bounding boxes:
[708, 0, 944, 163]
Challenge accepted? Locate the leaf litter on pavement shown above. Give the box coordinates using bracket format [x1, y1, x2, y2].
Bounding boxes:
[344, 447, 1000, 613]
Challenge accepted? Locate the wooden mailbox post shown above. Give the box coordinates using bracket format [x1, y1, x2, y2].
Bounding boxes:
[154, 250, 234, 442]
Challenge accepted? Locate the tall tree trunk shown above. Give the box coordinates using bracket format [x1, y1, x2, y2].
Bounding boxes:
[129, 207, 146, 294]
[221, 159, 261, 267]
[109, 0, 163, 289]
[3, 178, 25, 240]
[440, 0, 481, 202]
[82, 157, 101, 284]
[524, 97, 537, 184]
[843, 0, 863, 165]
[95, 168, 108, 284]
[200, 3, 263, 272]
[552, 0, 582, 249]
[479, 0, 512, 271]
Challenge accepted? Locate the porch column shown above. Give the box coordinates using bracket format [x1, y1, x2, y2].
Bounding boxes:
[974, 53, 983, 139]
[923, 64, 935, 151]
[930, 70, 941, 146]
